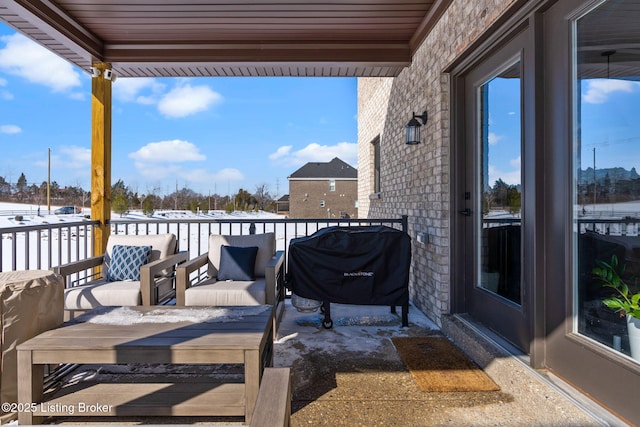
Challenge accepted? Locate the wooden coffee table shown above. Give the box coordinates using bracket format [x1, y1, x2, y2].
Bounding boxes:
[17, 305, 273, 425]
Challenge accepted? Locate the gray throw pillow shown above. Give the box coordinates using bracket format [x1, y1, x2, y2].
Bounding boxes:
[217, 245, 258, 281]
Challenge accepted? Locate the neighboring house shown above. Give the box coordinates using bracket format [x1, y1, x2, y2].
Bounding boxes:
[276, 194, 290, 216]
[288, 158, 357, 219]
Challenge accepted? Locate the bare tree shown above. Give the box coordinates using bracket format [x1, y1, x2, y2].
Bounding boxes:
[253, 184, 272, 211]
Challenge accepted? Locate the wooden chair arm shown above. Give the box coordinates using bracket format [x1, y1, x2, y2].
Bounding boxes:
[175, 253, 209, 306]
[265, 251, 285, 306]
[54, 255, 105, 281]
[140, 251, 190, 306]
[142, 251, 190, 278]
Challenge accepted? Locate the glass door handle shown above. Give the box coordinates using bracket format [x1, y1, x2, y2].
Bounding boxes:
[458, 208, 472, 216]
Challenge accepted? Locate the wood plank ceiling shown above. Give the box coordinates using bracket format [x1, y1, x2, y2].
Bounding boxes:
[0, 0, 452, 78]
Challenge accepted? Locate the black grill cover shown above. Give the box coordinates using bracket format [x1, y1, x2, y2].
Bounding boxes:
[287, 225, 411, 306]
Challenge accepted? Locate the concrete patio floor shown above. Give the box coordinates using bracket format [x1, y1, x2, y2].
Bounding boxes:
[35, 300, 629, 427]
[272, 301, 628, 427]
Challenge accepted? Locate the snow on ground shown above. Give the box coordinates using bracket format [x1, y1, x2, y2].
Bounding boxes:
[0, 202, 282, 229]
[0, 202, 286, 271]
[79, 305, 272, 325]
[274, 299, 439, 370]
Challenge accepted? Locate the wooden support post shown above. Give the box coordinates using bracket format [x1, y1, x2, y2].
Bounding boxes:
[90, 62, 112, 257]
[244, 349, 260, 425]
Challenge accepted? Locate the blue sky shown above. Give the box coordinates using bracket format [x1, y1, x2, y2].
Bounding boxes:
[580, 78, 640, 172]
[486, 76, 521, 187]
[0, 23, 357, 198]
[486, 72, 640, 188]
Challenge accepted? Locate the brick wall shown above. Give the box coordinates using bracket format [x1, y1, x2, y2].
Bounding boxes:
[357, 0, 517, 325]
[289, 179, 358, 219]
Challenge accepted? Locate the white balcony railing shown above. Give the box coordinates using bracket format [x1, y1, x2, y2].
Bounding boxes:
[1, 216, 408, 273]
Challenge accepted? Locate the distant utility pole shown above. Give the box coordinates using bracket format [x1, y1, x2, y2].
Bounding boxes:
[47, 148, 51, 213]
[175, 180, 178, 210]
[593, 147, 597, 208]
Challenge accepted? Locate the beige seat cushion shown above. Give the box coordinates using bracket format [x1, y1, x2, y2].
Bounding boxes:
[184, 278, 266, 306]
[63, 233, 178, 312]
[207, 233, 275, 278]
[64, 279, 141, 310]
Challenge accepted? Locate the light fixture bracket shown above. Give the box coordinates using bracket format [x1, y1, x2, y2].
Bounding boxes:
[412, 111, 428, 126]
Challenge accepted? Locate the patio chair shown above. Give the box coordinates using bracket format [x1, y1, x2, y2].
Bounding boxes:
[175, 233, 285, 335]
[56, 233, 188, 320]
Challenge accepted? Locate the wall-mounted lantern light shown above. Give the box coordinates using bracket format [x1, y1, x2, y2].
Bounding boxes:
[405, 111, 428, 145]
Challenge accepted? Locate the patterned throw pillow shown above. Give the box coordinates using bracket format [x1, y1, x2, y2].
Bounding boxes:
[107, 245, 152, 282]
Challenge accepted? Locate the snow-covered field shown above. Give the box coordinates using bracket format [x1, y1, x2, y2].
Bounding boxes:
[0, 202, 297, 272]
[0, 202, 283, 228]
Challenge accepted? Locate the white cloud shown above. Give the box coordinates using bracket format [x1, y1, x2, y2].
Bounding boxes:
[1, 124, 21, 134]
[128, 140, 241, 186]
[268, 146, 292, 160]
[157, 83, 223, 118]
[181, 167, 244, 185]
[488, 164, 521, 186]
[59, 146, 91, 168]
[583, 79, 640, 104]
[128, 140, 244, 186]
[0, 33, 82, 93]
[34, 146, 90, 178]
[113, 77, 166, 104]
[488, 132, 503, 145]
[269, 142, 357, 167]
[0, 77, 11, 100]
[129, 140, 206, 163]
[510, 156, 521, 168]
[113, 79, 222, 119]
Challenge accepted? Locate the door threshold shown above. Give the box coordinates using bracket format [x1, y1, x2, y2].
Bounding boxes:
[443, 313, 629, 427]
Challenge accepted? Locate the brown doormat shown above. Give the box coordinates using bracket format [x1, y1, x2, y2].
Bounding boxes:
[391, 336, 500, 392]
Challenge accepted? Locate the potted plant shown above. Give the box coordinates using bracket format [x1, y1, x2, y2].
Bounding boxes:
[593, 255, 640, 360]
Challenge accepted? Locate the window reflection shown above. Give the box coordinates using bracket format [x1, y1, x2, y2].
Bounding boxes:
[478, 61, 522, 304]
[574, 0, 640, 361]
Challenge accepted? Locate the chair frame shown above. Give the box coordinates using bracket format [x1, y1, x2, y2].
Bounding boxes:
[176, 250, 286, 336]
[57, 251, 188, 305]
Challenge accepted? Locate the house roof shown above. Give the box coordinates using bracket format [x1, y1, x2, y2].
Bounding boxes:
[289, 157, 357, 180]
[0, 1, 452, 78]
[277, 194, 290, 202]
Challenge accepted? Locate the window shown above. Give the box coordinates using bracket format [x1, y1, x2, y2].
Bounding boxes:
[372, 136, 381, 193]
[329, 180, 336, 191]
[320, 200, 325, 208]
[572, 0, 640, 361]
[477, 59, 522, 305]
